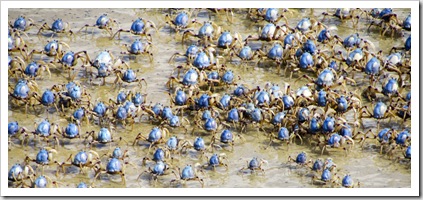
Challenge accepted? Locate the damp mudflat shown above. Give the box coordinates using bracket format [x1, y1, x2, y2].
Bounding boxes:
[8, 8, 411, 188]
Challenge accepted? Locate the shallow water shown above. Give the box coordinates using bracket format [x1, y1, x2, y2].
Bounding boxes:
[8, 8, 411, 188]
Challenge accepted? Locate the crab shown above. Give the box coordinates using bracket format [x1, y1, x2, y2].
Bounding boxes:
[28, 40, 70, 62]
[366, 75, 403, 102]
[359, 101, 398, 131]
[245, 23, 286, 42]
[109, 104, 137, 130]
[170, 164, 204, 187]
[8, 163, 36, 187]
[85, 127, 125, 148]
[8, 79, 41, 114]
[367, 8, 403, 37]
[93, 158, 128, 185]
[311, 168, 338, 186]
[214, 30, 243, 53]
[322, 8, 361, 24]
[239, 157, 268, 175]
[120, 39, 153, 61]
[8, 121, 28, 148]
[138, 161, 171, 185]
[113, 66, 148, 88]
[255, 41, 286, 73]
[340, 174, 360, 188]
[229, 42, 260, 66]
[37, 18, 74, 37]
[296, 68, 356, 91]
[102, 147, 129, 161]
[211, 129, 245, 152]
[55, 123, 82, 143]
[390, 35, 411, 55]
[288, 151, 312, 167]
[53, 81, 91, 111]
[182, 21, 223, 45]
[9, 16, 38, 32]
[205, 69, 240, 91]
[142, 147, 171, 166]
[25, 147, 58, 174]
[55, 50, 90, 80]
[248, 8, 289, 24]
[164, 10, 199, 34]
[76, 181, 94, 188]
[133, 127, 170, 153]
[55, 150, 100, 175]
[160, 115, 190, 133]
[267, 126, 303, 149]
[202, 153, 228, 170]
[166, 67, 208, 90]
[89, 100, 110, 125]
[23, 119, 60, 148]
[82, 50, 127, 85]
[24, 175, 59, 188]
[8, 29, 28, 57]
[111, 17, 158, 41]
[169, 44, 200, 64]
[316, 133, 355, 155]
[78, 13, 117, 37]
[181, 137, 210, 156]
[9, 56, 53, 80]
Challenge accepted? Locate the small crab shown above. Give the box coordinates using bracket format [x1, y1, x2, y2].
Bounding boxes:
[267, 126, 303, 149]
[248, 8, 289, 24]
[133, 127, 170, 152]
[166, 67, 208, 90]
[24, 175, 59, 188]
[9, 16, 38, 32]
[164, 10, 198, 33]
[202, 153, 228, 170]
[55, 122, 82, 143]
[322, 8, 361, 24]
[312, 168, 338, 186]
[78, 13, 117, 37]
[181, 137, 210, 156]
[138, 161, 171, 185]
[25, 147, 58, 174]
[28, 40, 70, 61]
[340, 174, 360, 188]
[8, 30, 27, 56]
[10, 57, 53, 80]
[182, 21, 222, 45]
[120, 39, 153, 61]
[55, 149, 100, 175]
[8, 163, 36, 187]
[93, 158, 128, 185]
[111, 17, 158, 41]
[142, 147, 171, 166]
[82, 51, 128, 85]
[37, 18, 74, 37]
[25, 119, 60, 148]
[170, 164, 204, 187]
[359, 101, 398, 131]
[113, 66, 148, 88]
[169, 44, 200, 64]
[85, 127, 123, 147]
[211, 129, 245, 152]
[245, 23, 285, 42]
[55, 50, 89, 80]
[288, 151, 312, 167]
[317, 133, 355, 155]
[8, 79, 41, 114]
[239, 157, 268, 175]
